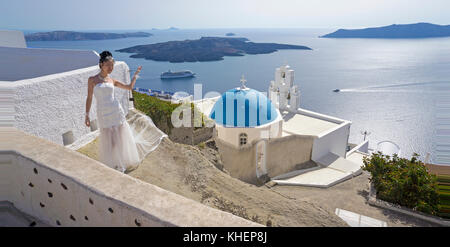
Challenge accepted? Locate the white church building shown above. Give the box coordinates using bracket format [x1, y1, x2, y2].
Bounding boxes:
[196, 65, 370, 187]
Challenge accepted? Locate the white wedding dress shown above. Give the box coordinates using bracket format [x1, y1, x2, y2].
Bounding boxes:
[93, 81, 166, 172]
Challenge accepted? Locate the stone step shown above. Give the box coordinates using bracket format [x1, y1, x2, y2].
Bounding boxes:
[272, 168, 352, 188]
[272, 153, 363, 188]
[315, 152, 362, 175]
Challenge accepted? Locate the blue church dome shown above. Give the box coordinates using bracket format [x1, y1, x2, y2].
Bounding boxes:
[209, 88, 279, 127]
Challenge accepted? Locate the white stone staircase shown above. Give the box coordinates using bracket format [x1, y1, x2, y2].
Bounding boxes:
[272, 152, 363, 188]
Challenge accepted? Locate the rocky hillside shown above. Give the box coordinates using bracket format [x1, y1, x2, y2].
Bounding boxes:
[77, 109, 347, 226]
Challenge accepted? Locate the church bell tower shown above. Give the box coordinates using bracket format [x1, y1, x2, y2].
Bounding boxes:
[268, 64, 300, 112]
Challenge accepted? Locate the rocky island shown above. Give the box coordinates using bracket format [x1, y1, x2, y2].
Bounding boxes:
[116, 36, 312, 63]
[25, 31, 152, 41]
[321, 23, 450, 39]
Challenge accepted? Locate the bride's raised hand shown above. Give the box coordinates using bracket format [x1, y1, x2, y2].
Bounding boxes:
[134, 66, 142, 78]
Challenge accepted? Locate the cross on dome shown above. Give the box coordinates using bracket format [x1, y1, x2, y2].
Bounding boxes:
[240, 75, 247, 89]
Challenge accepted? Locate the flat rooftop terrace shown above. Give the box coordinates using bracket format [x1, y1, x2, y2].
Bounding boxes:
[282, 111, 339, 136]
[0, 46, 99, 81]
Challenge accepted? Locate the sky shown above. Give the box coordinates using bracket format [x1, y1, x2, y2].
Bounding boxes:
[1, 0, 450, 30]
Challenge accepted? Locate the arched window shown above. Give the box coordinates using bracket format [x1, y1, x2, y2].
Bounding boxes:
[239, 133, 248, 146]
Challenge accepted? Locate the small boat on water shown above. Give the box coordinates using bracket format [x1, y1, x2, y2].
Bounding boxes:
[333, 89, 340, 92]
[160, 70, 195, 79]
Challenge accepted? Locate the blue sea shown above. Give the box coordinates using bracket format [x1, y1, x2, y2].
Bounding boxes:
[25, 28, 450, 164]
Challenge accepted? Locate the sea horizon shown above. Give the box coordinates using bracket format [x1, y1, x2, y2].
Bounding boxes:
[23, 27, 450, 165]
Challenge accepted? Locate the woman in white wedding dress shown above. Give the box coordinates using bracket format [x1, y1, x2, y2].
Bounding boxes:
[84, 51, 145, 173]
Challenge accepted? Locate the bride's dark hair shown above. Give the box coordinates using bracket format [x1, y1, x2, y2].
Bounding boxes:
[99, 51, 113, 68]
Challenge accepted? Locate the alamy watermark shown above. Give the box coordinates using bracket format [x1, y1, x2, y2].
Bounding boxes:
[169, 83, 279, 131]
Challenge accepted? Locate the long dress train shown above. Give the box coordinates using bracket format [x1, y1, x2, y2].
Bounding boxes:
[93, 81, 165, 172]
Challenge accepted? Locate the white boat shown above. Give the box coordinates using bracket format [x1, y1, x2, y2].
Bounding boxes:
[160, 70, 195, 79]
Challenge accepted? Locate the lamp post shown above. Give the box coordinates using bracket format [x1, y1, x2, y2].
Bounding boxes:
[361, 130, 371, 141]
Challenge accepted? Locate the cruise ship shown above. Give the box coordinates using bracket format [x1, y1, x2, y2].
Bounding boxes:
[160, 69, 195, 79]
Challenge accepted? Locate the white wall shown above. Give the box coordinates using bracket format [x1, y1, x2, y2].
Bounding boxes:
[0, 84, 15, 127]
[311, 122, 351, 161]
[12, 61, 132, 146]
[296, 108, 346, 124]
[0, 129, 261, 227]
[0, 30, 26, 48]
[347, 140, 369, 157]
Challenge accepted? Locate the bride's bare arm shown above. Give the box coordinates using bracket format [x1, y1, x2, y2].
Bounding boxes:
[85, 78, 94, 125]
[113, 66, 142, 91]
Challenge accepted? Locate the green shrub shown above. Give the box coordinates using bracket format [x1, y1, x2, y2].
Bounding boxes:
[132, 91, 180, 135]
[437, 175, 450, 184]
[437, 175, 450, 219]
[132, 91, 213, 135]
[362, 152, 441, 216]
[197, 142, 206, 149]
